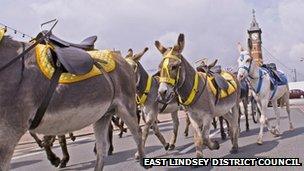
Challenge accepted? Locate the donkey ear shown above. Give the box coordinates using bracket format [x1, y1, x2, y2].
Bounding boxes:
[133, 47, 149, 61]
[125, 48, 133, 58]
[155, 41, 167, 54]
[177, 33, 185, 52]
[208, 59, 218, 68]
[237, 42, 244, 53]
[173, 33, 185, 53]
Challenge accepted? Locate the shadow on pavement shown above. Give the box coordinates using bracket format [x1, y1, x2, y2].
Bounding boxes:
[11, 159, 42, 170]
[60, 145, 163, 170]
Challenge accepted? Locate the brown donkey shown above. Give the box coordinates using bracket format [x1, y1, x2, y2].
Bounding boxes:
[156, 34, 241, 157]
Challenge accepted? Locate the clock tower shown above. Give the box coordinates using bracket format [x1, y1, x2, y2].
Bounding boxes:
[247, 9, 263, 65]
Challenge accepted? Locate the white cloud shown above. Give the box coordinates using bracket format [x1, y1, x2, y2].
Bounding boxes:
[1, 0, 303, 80]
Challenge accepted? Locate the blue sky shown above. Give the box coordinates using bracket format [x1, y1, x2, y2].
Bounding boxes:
[1, 0, 304, 81]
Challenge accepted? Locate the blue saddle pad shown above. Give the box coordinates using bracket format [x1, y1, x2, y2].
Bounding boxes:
[267, 69, 288, 87]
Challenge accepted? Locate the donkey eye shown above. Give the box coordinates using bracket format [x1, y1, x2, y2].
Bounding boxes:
[172, 65, 178, 70]
[246, 59, 251, 63]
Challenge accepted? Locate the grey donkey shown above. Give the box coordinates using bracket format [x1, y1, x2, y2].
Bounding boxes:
[0, 36, 146, 171]
[125, 48, 183, 156]
[156, 33, 241, 158]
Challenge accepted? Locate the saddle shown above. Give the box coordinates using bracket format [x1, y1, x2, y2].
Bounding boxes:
[196, 59, 237, 104]
[196, 59, 229, 91]
[37, 31, 98, 75]
[261, 63, 288, 87]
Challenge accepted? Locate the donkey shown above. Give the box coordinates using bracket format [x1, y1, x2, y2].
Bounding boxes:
[237, 43, 293, 145]
[125, 48, 183, 152]
[156, 33, 241, 157]
[0, 35, 145, 171]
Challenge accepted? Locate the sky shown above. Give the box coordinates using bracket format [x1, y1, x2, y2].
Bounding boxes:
[1, 0, 304, 81]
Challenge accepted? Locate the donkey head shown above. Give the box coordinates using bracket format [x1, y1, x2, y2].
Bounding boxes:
[155, 33, 185, 102]
[237, 43, 254, 80]
[125, 47, 148, 72]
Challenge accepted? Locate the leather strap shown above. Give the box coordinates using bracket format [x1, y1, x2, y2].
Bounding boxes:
[29, 64, 63, 130]
[255, 69, 264, 94]
[136, 75, 152, 105]
[178, 72, 199, 106]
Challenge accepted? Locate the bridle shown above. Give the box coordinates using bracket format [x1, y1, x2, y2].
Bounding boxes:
[159, 53, 202, 106]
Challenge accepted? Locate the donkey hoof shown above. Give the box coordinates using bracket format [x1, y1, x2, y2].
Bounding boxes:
[257, 138, 263, 145]
[168, 144, 175, 150]
[58, 162, 67, 168]
[221, 133, 227, 140]
[211, 140, 220, 150]
[196, 151, 204, 158]
[140, 159, 153, 169]
[51, 157, 61, 167]
[164, 143, 170, 150]
[134, 152, 140, 160]
[108, 150, 113, 155]
[289, 124, 294, 131]
[230, 147, 238, 154]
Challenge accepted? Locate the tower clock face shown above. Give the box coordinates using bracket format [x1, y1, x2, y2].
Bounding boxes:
[251, 33, 259, 40]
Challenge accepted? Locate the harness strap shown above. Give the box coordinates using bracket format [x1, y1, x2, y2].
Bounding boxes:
[19, 43, 26, 85]
[270, 84, 277, 100]
[29, 63, 63, 129]
[178, 72, 199, 105]
[136, 75, 153, 105]
[255, 69, 263, 94]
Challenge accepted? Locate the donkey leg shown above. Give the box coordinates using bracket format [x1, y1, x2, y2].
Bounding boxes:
[187, 114, 204, 157]
[108, 122, 114, 155]
[284, 92, 294, 130]
[69, 133, 76, 142]
[270, 100, 281, 136]
[257, 99, 271, 145]
[184, 113, 191, 137]
[223, 106, 240, 154]
[93, 113, 112, 171]
[43, 135, 61, 167]
[0, 129, 24, 171]
[219, 116, 226, 140]
[212, 118, 217, 129]
[244, 100, 250, 131]
[202, 116, 219, 150]
[151, 122, 169, 150]
[116, 105, 146, 168]
[58, 135, 69, 168]
[30, 132, 43, 148]
[145, 109, 168, 150]
[169, 111, 179, 150]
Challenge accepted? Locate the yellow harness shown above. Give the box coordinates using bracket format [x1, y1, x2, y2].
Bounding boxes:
[159, 54, 200, 106]
[0, 27, 6, 42]
[125, 58, 153, 106]
[178, 72, 200, 105]
[35, 44, 116, 84]
[136, 75, 153, 106]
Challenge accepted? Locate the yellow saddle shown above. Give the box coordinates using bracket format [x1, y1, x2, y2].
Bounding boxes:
[35, 44, 116, 84]
[200, 71, 237, 98]
[0, 27, 6, 42]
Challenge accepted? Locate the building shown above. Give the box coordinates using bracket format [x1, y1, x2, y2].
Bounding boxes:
[247, 9, 263, 66]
